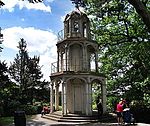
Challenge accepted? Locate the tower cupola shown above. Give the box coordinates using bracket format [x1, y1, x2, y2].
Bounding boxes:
[63, 10, 90, 39]
[51, 10, 99, 74]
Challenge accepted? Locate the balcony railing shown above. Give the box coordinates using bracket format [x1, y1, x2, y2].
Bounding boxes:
[51, 59, 96, 74]
[57, 29, 64, 41]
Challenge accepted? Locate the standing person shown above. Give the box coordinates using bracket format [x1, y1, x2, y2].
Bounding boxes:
[97, 101, 103, 117]
[122, 99, 127, 122]
[116, 101, 124, 124]
[41, 106, 45, 117]
[123, 104, 131, 124]
[96, 96, 103, 117]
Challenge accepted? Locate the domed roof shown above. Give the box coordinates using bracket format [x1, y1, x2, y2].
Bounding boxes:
[64, 9, 88, 22]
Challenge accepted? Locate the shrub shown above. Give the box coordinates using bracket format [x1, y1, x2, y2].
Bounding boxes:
[130, 100, 150, 123]
[19, 105, 38, 115]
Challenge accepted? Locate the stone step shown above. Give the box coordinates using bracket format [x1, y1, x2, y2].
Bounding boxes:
[42, 111, 98, 123]
[42, 111, 116, 123]
[42, 114, 61, 122]
[43, 115, 98, 123]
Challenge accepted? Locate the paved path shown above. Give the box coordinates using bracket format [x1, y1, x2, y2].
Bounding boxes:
[9, 114, 150, 126]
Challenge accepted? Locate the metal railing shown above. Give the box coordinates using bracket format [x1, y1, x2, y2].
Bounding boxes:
[51, 59, 96, 74]
[57, 29, 91, 42]
[57, 29, 64, 41]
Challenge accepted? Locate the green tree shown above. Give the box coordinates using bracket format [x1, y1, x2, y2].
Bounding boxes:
[0, 27, 9, 86]
[128, 0, 150, 30]
[26, 56, 45, 103]
[84, 0, 150, 108]
[0, 28, 12, 116]
[84, 0, 150, 31]
[0, 61, 10, 116]
[0, 61, 9, 88]
[9, 38, 29, 93]
[9, 38, 48, 104]
[27, 56, 43, 88]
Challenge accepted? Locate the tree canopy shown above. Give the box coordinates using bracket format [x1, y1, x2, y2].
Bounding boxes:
[84, 0, 150, 32]
[84, 0, 150, 107]
[9, 38, 48, 104]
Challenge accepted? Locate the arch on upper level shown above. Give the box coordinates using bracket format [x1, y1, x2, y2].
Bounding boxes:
[63, 10, 90, 39]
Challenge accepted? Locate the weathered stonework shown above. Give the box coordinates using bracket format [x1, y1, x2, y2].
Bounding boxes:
[50, 10, 106, 116]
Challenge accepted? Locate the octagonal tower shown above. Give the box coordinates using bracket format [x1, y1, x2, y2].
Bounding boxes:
[50, 10, 106, 116]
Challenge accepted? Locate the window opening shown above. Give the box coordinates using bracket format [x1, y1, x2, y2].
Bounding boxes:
[83, 22, 87, 37]
[74, 21, 79, 32]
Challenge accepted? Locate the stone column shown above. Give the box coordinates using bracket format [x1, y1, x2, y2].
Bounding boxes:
[62, 82, 64, 115]
[69, 19, 72, 36]
[61, 53, 63, 71]
[62, 81, 67, 115]
[84, 44, 88, 71]
[102, 79, 107, 113]
[88, 83, 92, 115]
[55, 83, 59, 111]
[85, 80, 92, 115]
[64, 82, 67, 115]
[65, 45, 68, 71]
[57, 50, 59, 72]
[85, 83, 89, 115]
[50, 82, 54, 113]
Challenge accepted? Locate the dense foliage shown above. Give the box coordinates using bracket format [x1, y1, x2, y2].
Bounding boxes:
[84, 0, 150, 31]
[9, 38, 49, 104]
[84, 0, 150, 109]
[0, 61, 9, 87]
[0, 38, 49, 116]
[83, 0, 150, 122]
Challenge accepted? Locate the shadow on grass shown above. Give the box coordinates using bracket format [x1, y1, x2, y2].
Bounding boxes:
[0, 117, 14, 126]
[7, 120, 50, 126]
[0, 115, 47, 126]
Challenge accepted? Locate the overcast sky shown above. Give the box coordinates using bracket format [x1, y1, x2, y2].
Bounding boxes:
[0, 0, 74, 81]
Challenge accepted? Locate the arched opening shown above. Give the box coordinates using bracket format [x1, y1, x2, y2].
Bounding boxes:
[73, 20, 79, 32]
[66, 78, 86, 114]
[83, 22, 87, 37]
[65, 21, 69, 37]
[68, 44, 83, 71]
[91, 79, 103, 115]
[87, 45, 97, 71]
[57, 46, 66, 72]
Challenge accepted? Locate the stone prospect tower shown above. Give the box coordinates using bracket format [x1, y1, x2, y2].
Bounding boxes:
[50, 10, 106, 116]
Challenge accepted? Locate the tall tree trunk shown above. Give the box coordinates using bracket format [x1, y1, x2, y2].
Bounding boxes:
[128, 0, 150, 32]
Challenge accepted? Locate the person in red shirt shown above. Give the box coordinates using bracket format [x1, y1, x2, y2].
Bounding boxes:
[41, 105, 50, 117]
[116, 101, 124, 124]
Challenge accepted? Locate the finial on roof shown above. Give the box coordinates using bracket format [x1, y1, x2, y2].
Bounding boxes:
[70, 0, 85, 9]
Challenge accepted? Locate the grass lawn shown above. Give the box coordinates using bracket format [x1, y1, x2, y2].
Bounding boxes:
[0, 115, 34, 126]
[0, 116, 14, 126]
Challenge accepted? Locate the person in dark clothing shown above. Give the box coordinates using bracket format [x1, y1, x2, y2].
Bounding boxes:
[97, 101, 103, 116]
[96, 96, 103, 117]
[123, 106, 131, 123]
[123, 104, 135, 124]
